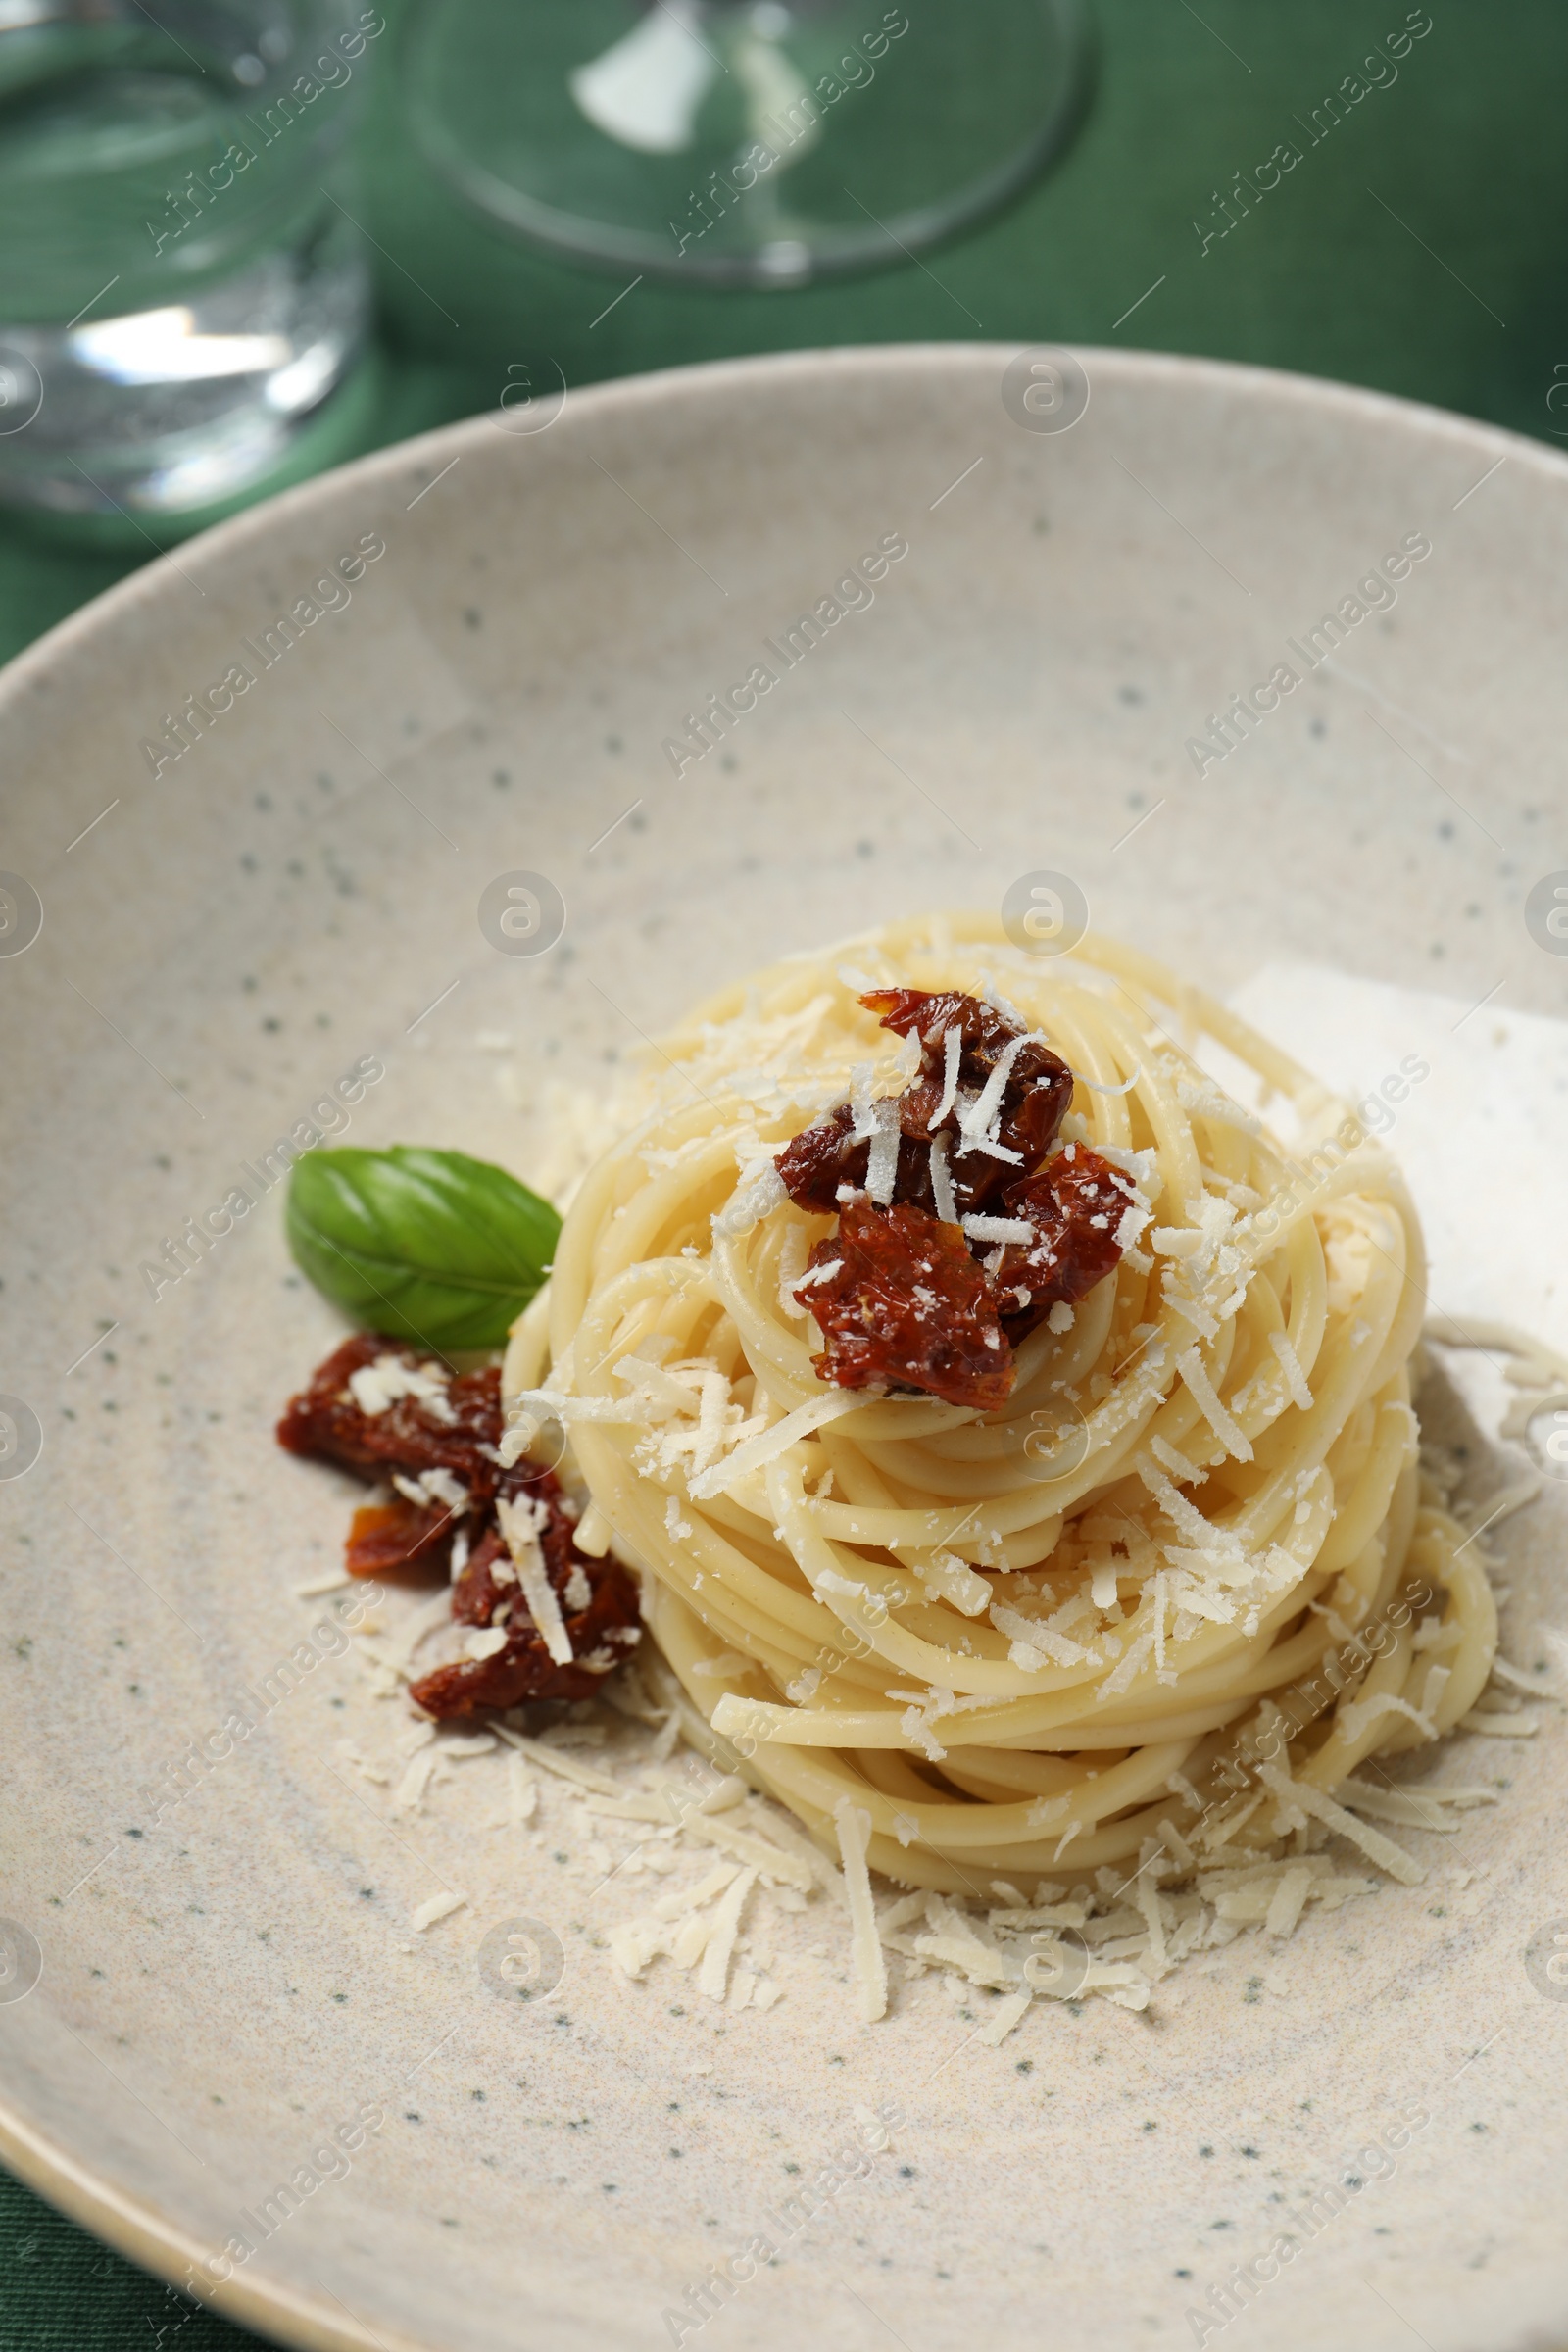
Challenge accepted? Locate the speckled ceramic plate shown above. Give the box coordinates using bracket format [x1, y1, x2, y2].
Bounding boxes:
[4, 346, 1568, 2352]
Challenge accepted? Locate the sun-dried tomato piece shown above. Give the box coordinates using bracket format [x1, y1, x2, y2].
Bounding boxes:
[279, 1334, 645, 1715]
[776, 989, 1074, 1228]
[861, 987, 1014, 1058]
[775, 1100, 975, 1219]
[770, 992, 1116, 1409]
[873, 988, 1072, 1210]
[774, 1103, 867, 1210]
[276, 1334, 504, 1498]
[862, 987, 1068, 1118]
[996, 1146, 1137, 1341]
[448, 1520, 513, 1624]
[447, 1469, 570, 1625]
[797, 1199, 1014, 1411]
[997, 1063, 1075, 1169]
[410, 1524, 641, 1720]
[344, 1496, 456, 1580]
[863, 981, 1061, 1065]
[276, 1332, 384, 1466]
[881, 1086, 1000, 1220]
[870, 991, 1071, 1158]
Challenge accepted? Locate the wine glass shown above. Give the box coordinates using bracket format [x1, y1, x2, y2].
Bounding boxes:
[400, 0, 1092, 290]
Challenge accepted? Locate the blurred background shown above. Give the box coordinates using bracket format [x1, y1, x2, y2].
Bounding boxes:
[3, 0, 1567, 673]
[1, 0, 1565, 2341]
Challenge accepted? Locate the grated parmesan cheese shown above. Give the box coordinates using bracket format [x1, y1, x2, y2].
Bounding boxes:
[914, 1549, 991, 1616]
[507, 1751, 538, 1822]
[573, 1505, 612, 1559]
[679, 1811, 815, 1890]
[1257, 1763, 1424, 1884]
[835, 1802, 888, 2023]
[349, 1355, 452, 1418]
[493, 1725, 622, 1795]
[294, 1569, 352, 1598]
[697, 1867, 758, 2000]
[691, 1370, 731, 1477]
[961, 1215, 1034, 1247]
[1269, 1327, 1315, 1411]
[1458, 1706, 1541, 1737]
[958, 1033, 1033, 1152]
[688, 1390, 863, 1501]
[496, 1495, 574, 1666]
[410, 1889, 466, 1932]
[712, 1156, 788, 1239]
[865, 1099, 901, 1204]
[394, 1749, 438, 1812]
[977, 1989, 1032, 2046]
[990, 1602, 1095, 1669]
[930, 1026, 961, 1129]
[1150, 1432, 1207, 1485]
[929, 1133, 957, 1224]
[1176, 1346, 1253, 1463]
[1264, 1863, 1313, 1938]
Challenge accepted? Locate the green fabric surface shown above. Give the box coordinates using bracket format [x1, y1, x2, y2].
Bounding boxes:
[0, 2167, 271, 2351]
[3, 1, 1565, 2342]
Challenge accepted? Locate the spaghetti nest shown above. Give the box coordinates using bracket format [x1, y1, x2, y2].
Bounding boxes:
[504, 914, 1494, 1900]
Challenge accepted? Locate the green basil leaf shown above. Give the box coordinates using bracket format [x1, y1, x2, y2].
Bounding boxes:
[286, 1145, 561, 1351]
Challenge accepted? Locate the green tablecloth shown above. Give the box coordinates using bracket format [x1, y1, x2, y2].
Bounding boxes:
[2, 0, 1563, 2340]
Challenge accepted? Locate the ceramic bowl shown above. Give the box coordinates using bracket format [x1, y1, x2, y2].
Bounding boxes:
[3, 344, 1567, 2352]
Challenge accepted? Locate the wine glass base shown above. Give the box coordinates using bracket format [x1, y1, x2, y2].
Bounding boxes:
[403, 0, 1094, 289]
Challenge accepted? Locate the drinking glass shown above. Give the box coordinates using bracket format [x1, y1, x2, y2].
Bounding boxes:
[401, 0, 1092, 289]
[0, 0, 380, 530]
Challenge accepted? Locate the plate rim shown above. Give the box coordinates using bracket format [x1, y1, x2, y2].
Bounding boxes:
[2, 335, 1563, 2352]
[0, 2101, 381, 2349]
[2, 337, 1560, 737]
